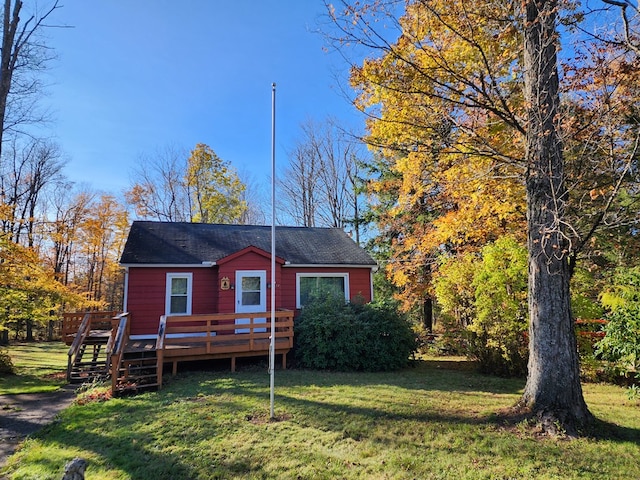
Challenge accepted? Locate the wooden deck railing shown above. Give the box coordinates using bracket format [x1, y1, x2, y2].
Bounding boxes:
[66, 313, 91, 382]
[156, 310, 294, 387]
[62, 310, 117, 345]
[66, 311, 122, 382]
[575, 319, 608, 339]
[109, 313, 131, 394]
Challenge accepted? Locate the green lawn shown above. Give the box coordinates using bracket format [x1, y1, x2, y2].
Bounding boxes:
[2, 358, 639, 480]
[0, 342, 68, 394]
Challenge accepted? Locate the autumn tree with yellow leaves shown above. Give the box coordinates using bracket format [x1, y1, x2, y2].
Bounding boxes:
[1, 181, 130, 343]
[0, 232, 78, 344]
[0, 1, 132, 343]
[186, 143, 247, 224]
[348, 0, 527, 327]
[329, 0, 640, 435]
[126, 143, 247, 224]
[74, 194, 129, 308]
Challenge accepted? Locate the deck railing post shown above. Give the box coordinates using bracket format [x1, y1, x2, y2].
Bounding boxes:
[109, 314, 130, 395]
[156, 315, 167, 389]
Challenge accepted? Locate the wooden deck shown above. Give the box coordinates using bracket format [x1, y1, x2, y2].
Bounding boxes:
[65, 310, 294, 393]
[108, 310, 294, 393]
[156, 311, 294, 379]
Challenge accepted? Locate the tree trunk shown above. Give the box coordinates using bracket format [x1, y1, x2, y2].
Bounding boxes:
[519, 0, 592, 435]
[423, 297, 433, 333]
[25, 319, 33, 341]
[47, 319, 54, 341]
[0, 0, 21, 156]
[0, 1, 60, 158]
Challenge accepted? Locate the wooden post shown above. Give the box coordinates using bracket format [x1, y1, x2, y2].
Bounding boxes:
[155, 349, 164, 389]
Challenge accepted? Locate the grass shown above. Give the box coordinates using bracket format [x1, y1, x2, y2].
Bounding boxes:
[0, 342, 69, 395]
[2, 357, 639, 480]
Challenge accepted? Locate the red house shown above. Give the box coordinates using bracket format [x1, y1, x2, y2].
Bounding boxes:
[120, 221, 377, 338]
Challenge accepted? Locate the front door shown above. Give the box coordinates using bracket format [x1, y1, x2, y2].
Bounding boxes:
[235, 270, 267, 333]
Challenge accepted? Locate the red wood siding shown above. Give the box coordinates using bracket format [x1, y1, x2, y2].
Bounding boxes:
[217, 251, 283, 313]
[126, 261, 373, 335]
[126, 267, 218, 335]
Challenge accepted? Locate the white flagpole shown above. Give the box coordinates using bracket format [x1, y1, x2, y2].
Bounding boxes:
[269, 82, 276, 420]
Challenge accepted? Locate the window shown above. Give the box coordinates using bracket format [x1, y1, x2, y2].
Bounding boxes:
[166, 273, 192, 315]
[296, 273, 349, 308]
[241, 275, 262, 307]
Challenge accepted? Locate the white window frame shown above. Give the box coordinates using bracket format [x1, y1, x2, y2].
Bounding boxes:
[165, 272, 193, 316]
[296, 272, 349, 309]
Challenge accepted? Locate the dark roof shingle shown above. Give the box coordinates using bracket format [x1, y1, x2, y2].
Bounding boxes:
[120, 221, 377, 266]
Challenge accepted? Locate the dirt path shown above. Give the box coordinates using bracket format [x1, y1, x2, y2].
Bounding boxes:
[0, 384, 76, 468]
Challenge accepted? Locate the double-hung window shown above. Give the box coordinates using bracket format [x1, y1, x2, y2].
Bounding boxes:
[296, 273, 349, 308]
[166, 273, 193, 315]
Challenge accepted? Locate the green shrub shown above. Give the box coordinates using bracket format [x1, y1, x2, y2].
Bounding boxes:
[596, 306, 640, 380]
[434, 237, 528, 376]
[433, 241, 609, 374]
[600, 266, 640, 311]
[294, 296, 417, 371]
[594, 266, 640, 389]
[570, 267, 605, 321]
[467, 237, 528, 377]
[433, 252, 477, 328]
[0, 347, 15, 375]
[575, 319, 607, 360]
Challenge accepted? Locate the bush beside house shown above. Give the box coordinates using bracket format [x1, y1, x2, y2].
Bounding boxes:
[294, 295, 417, 372]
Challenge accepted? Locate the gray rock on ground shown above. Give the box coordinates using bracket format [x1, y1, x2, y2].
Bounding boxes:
[62, 457, 87, 480]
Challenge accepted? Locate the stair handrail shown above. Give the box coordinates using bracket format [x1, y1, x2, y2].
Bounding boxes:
[110, 313, 130, 394]
[155, 315, 168, 389]
[107, 313, 129, 356]
[66, 313, 92, 382]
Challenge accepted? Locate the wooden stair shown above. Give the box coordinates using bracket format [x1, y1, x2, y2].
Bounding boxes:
[68, 335, 111, 383]
[113, 347, 160, 395]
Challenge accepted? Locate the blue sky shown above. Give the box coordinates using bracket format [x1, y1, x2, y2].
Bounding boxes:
[41, 0, 364, 194]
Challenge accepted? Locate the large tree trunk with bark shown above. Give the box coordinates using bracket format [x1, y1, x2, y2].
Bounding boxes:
[519, 0, 592, 435]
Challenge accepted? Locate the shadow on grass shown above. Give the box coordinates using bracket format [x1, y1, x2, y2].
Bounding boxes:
[28, 400, 202, 479]
[179, 358, 640, 445]
[418, 358, 479, 371]
[35, 378, 638, 480]
[589, 417, 640, 444]
[176, 357, 525, 395]
[2, 342, 69, 395]
[8, 357, 639, 479]
[167, 360, 525, 431]
[0, 373, 63, 395]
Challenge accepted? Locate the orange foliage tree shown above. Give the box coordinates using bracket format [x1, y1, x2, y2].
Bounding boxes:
[330, 0, 640, 434]
[348, 0, 527, 319]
